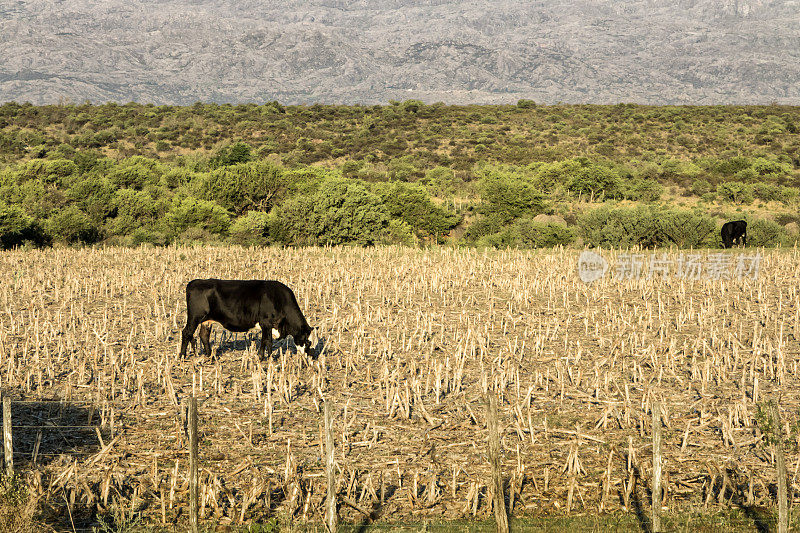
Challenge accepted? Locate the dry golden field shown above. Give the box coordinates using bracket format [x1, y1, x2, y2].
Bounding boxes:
[1, 245, 800, 530]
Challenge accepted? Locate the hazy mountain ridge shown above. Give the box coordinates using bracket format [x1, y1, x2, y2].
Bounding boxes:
[1, 0, 798, 105]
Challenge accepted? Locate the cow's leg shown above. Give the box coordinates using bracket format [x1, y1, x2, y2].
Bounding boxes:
[180, 317, 202, 357]
[742, 232, 746, 247]
[198, 322, 212, 356]
[258, 321, 273, 360]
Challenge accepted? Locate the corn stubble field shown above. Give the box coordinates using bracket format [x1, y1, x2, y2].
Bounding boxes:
[1, 245, 800, 530]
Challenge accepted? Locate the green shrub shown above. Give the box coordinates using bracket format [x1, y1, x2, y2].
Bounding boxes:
[531, 159, 583, 190]
[579, 205, 715, 248]
[659, 159, 702, 182]
[310, 178, 388, 245]
[568, 165, 623, 200]
[166, 196, 231, 236]
[387, 157, 419, 181]
[462, 215, 504, 244]
[268, 196, 315, 245]
[380, 219, 418, 246]
[211, 141, 253, 167]
[579, 205, 661, 248]
[716, 181, 754, 204]
[128, 226, 170, 246]
[378, 182, 460, 240]
[108, 156, 162, 190]
[0, 202, 49, 249]
[200, 160, 287, 214]
[580, 206, 717, 249]
[46, 205, 100, 244]
[747, 218, 785, 247]
[423, 166, 457, 196]
[658, 209, 716, 247]
[105, 188, 162, 235]
[624, 178, 663, 202]
[229, 211, 271, 246]
[479, 168, 546, 223]
[690, 179, 712, 196]
[750, 182, 796, 203]
[65, 177, 118, 222]
[701, 192, 717, 202]
[479, 219, 575, 248]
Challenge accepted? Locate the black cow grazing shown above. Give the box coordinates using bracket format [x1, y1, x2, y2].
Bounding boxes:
[721, 220, 747, 248]
[180, 279, 314, 360]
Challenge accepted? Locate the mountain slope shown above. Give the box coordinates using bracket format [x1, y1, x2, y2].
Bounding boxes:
[0, 0, 798, 105]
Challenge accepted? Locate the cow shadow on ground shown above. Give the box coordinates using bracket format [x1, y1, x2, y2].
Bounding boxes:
[206, 331, 329, 361]
[5, 399, 110, 530]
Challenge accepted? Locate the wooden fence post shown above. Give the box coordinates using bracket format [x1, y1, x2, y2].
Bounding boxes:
[651, 400, 662, 533]
[188, 396, 199, 533]
[769, 400, 788, 533]
[2, 396, 12, 478]
[486, 394, 509, 533]
[324, 400, 337, 533]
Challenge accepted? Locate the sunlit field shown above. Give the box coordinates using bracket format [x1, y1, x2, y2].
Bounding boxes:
[1, 245, 799, 530]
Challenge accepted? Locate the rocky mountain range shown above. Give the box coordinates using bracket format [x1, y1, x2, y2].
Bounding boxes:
[1, 0, 798, 105]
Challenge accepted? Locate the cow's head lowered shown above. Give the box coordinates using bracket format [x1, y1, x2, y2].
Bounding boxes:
[292, 323, 316, 357]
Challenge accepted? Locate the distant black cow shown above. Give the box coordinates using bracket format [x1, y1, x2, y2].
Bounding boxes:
[180, 279, 314, 359]
[721, 220, 747, 248]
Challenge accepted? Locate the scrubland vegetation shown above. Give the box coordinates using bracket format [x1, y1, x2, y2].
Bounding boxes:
[1, 101, 799, 250]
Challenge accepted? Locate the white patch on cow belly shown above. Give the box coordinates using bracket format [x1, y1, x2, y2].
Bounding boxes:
[252, 323, 280, 338]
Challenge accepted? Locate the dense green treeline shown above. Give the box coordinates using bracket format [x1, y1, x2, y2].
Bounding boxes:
[0, 101, 799, 249]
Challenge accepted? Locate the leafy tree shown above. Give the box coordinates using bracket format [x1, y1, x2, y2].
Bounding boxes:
[166, 196, 231, 236]
[478, 219, 575, 248]
[211, 141, 253, 167]
[310, 178, 388, 245]
[268, 196, 316, 245]
[423, 166, 457, 196]
[378, 182, 460, 240]
[478, 168, 546, 224]
[108, 156, 162, 190]
[105, 188, 162, 235]
[716, 182, 754, 204]
[229, 211, 271, 246]
[200, 160, 287, 215]
[0, 202, 49, 249]
[690, 179, 712, 196]
[379, 219, 417, 246]
[531, 159, 583, 190]
[46, 205, 100, 244]
[579, 205, 662, 248]
[568, 165, 623, 200]
[65, 176, 118, 222]
[658, 210, 716, 247]
[747, 218, 785, 247]
[623, 178, 663, 202]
